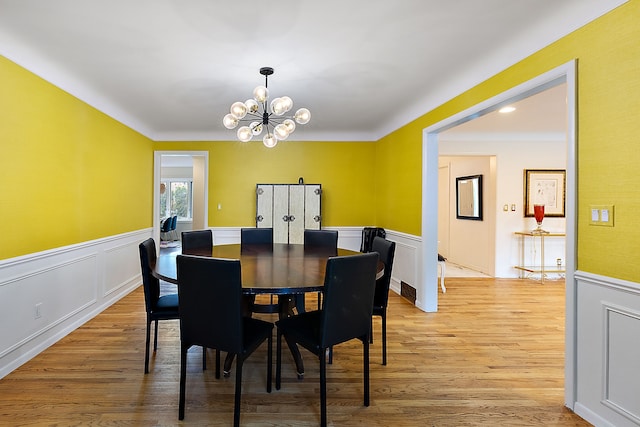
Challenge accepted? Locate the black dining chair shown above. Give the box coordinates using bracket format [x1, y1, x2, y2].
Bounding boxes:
[169, 215, 178, 240]
[301, 229, 338, 313]
[369, 236, 396, 365]
[240, 227, 273, 245]
[181, 229, 217, 370]
[176, 255, 273, 425]
[275, 252, 379, 427]
[181, 229, 213, 254]
[303, 229, 338, 249]
[138, 238, 180, 374]
[160, 218, 172, 241]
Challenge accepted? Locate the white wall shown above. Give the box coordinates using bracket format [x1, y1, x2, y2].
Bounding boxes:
[439, 138, 566, 277]
[439, 155, 495, 275]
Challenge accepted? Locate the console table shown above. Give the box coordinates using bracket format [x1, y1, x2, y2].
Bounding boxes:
[514, 231, 565, 283]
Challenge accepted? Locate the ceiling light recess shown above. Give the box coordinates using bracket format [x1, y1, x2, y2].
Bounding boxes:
[499, 106, 516, 113]
[223, 67, 310, 148]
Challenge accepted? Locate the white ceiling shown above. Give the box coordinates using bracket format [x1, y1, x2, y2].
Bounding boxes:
[0, 0, 625, 142]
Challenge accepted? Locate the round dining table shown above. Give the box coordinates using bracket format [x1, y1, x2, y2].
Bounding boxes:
[152, 243, 381, 376]
[153, 243, 365, 294]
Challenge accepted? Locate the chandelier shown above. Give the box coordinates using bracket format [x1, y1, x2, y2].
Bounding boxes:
[223, 67, 311, 148]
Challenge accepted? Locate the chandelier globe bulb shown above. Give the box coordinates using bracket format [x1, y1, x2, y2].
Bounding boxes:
[237, 126, 253, 142]
[223, 113, 239, 129]
[253, 86, 268, 103]
[274, 123, 290, 140]
[294, 108, 311, 124]
[230, 101, 248, 119]
[263, 133, 277, 148]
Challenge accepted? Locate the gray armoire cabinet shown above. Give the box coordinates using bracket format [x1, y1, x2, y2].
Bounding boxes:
[255, 184, 322, 244]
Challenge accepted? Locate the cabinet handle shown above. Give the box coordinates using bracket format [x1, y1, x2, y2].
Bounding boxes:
[289, 215, 295, 222]
[256, 215, 263, 223]
[314, 215, 321, 223]
[282, 215, 289, 222]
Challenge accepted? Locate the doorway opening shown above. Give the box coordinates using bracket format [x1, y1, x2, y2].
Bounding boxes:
[153, 151, 209, 247]
[420, 60, 577, 408]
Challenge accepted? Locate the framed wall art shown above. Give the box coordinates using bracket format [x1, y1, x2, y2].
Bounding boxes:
[524, 169, 566, 217]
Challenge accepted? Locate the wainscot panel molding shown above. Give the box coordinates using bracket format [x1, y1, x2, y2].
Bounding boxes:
[385, 230, 422, 309]
[0, 229, 151, 379]
[574, 270, 640, 427]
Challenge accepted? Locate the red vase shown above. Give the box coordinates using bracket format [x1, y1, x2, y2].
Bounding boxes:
[533, 204, 545, 232]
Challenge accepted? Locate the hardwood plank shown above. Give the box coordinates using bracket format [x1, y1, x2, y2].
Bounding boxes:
[0, 278, 590, 426]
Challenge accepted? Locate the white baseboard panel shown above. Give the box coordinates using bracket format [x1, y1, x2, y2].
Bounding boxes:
[0, 229, 151, 379]
[574, 270, 640, 427]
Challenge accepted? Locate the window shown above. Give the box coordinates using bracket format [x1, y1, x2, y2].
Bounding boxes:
[160, 179, 193, 220]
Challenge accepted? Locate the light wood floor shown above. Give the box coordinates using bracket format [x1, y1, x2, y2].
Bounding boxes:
[0, 278, 590, 426]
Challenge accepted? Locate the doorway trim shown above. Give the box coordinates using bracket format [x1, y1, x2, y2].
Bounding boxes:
[153, 151, 210, 245]
[421, 60, 577, 408]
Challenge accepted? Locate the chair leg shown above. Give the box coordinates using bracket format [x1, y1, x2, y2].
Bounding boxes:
[439, 261, 447, 293]
[224, 352, 235, 377]
[364, 336, 370, 407]
[215, 349, 221, 379]
[144, 318, 152, 374]
[179, 344, 188, 420]
[370, 317, 374, 344]
[381, 311, 387, 366]
[234, 358, 243, 427]
[202, 346, 207, 371]
[275, 331, 282, 390]
[153, 319, 159, 351]
[320, 347, 327, 427]
[267, 334, 273, 393]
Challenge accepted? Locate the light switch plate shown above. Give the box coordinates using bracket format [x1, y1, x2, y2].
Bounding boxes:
[589, 205, 614, 226]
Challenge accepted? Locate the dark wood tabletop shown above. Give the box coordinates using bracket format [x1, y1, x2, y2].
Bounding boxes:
[153, 243, 379, 295]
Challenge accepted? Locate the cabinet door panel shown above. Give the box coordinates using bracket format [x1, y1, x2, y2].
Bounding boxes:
[288, 185, 305, 244]
[305, 184, 321, 230]
[273, 185, 290, 244]
[256, 184, 273, 228]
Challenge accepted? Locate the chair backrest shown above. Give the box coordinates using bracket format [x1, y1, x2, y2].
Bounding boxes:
[371, 236, 396, 308]
[176, 255, 244, 353]
[139, 238, 160, 313]
[181, 229, 213, 255]
[170, 215, 178, 231]
[360, 227, 386, 253]
[241, 228, 273, 245]
[304, 229, 338, 249]
[161, 218, 172, 233]
[320, 252, 379, 348]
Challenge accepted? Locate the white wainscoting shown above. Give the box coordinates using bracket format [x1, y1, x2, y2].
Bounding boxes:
[0, 229, 150, 379]
[574, 271, 640, 427]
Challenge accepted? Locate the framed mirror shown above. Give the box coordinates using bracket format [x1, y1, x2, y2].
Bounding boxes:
[456, 174, 483, 220]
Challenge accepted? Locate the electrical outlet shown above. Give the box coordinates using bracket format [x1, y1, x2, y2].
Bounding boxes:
[35, 303, 42, 319]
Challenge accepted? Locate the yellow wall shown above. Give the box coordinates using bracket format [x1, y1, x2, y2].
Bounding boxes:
[4, 1, 639, 284]
[375, 0, 640, 282]
[154, 141, 376, 227]
[0, 55, 154, 260]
